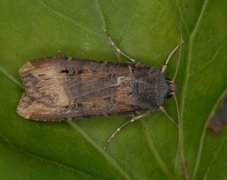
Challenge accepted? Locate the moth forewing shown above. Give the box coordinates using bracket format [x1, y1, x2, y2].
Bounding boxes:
[17, 58, 171, 121]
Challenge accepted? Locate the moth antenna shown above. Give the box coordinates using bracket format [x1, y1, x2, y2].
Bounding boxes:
[159, 106, 178, 128]
[103, 112, 149, 150]
[167, 37, 183, 124]
[160, 38, 183, 128]
[104, 29, 137, 63]
[172, 34, 184, 83]
[161, 40, 184, 74]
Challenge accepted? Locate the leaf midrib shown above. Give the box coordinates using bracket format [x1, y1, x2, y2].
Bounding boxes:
[0, 130, 99, 179]
[179, 0, 209, 179]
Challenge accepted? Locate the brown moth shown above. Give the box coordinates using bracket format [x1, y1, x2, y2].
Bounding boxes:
[17, 58, 174, 120]
[17, 33, 183, 149]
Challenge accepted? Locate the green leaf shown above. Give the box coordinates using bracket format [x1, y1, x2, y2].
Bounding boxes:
[0, 0, 226, 179]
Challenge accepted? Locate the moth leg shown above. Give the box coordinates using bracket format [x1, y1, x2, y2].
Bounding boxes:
[159, 106, 178, 128]
[104, 29, 139, 64]
[56, 49, 69, 59]
[161, 40, 184, 73]
[57, 49, 73, 60]
[103, 112, 149, 150]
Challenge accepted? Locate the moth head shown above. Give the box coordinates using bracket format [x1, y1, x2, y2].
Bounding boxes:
[165, 79, 177, 99]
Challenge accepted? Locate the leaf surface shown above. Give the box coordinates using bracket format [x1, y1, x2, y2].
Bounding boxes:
[0, 0, 226, 179]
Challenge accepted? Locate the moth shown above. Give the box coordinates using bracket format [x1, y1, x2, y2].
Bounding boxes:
[17, 32, 183, 149]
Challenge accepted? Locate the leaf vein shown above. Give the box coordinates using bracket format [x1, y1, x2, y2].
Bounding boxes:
[67, 121, 131, 180]
[0, 131, 99, 179]
[203, 132, 227, 179]
[193, 88, 227, 179]
[0, 64, 23, 89]
[37, 0, 100, 35]
[189, 38, 227, 77]
[179, 0, 209, 178]
[141, 121, 174, 180]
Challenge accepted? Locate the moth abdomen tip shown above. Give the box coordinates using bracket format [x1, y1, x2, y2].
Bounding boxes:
[17, 104, 31, 120]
